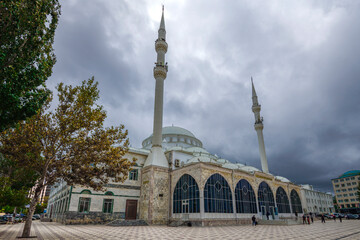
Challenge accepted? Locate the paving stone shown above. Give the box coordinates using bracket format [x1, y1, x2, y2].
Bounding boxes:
[0, 220, 360, 240]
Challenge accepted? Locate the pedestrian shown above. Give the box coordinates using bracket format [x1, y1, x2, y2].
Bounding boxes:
[333, 215, 336, 222]
[303, 214, 306, 224]
[321, 214, 325, 223]
[295, 211, 298, 221]
[310, 212, 314, 223]
[266, 211, 270, 220]
[252, 215, 256, 226]
[339, 215, 342, 222]
[307, 215, 310, 224]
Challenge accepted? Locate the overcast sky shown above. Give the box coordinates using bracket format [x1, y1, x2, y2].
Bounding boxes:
[48, 0, 360, 193]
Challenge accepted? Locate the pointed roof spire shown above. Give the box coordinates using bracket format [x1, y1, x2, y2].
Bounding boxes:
[251, 77, 259, 106]
[251, 76, 257, 98]
[160, 5, 165, 30]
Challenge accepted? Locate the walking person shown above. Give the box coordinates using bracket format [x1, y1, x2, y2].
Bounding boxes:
[339, 215, 342, 222]
[252, 215, 256, 226]
[310, 212, 314, 223]
[307, 215, 310, 224]
[333, 215, 336, 222]
[321, 214, 326, 223]
[295, 211, 298, 221]
[303, 214, 306, 224]
[266, 211, 270, 220]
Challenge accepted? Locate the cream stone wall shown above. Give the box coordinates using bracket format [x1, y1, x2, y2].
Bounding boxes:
[140, 166, 170, 224]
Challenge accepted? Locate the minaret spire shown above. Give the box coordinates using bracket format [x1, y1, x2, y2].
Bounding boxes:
[251, 78, 269, 173]
[144, 6, 169, 168]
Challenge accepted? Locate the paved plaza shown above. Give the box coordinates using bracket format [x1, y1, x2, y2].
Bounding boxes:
[1, 220, 360, 240]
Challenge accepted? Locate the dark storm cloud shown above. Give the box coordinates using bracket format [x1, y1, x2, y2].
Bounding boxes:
[48, 0, 360, 192]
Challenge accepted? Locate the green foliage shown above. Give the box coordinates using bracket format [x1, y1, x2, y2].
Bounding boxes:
[0, 0, 61, 132]
[0, 156, 37, 209]
[34, 203, 46, 214]
[0, 78, 135, 237]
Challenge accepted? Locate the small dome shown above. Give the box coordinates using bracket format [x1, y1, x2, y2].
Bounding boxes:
[217, 158, 229, 164]
[275, 176, 291, 183]
[185, 147, 209, 154]
[186, 156, 216, 164]
[240, 166, 260, 173]
[236, 163, 245, 167]
[222, 163, 238, 169]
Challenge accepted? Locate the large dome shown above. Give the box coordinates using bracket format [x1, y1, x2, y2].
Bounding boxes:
[142, 126, 203, 150]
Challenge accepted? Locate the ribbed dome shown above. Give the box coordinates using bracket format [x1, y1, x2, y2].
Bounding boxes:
[142, 126, 202, 150]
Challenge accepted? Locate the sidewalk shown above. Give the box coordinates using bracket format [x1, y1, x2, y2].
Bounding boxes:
[0, 220, 360, 240]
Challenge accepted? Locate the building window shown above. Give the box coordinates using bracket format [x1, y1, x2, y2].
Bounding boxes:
[204, 173, 233, 213]
[334, 180, 338, 183]
[343, 194, 348, 197]
[342, 189, 346, 192]
[105, 191, 114, 196]
[258, 181, 275, 214]
[78, 197, 91, 213]
[351, 199, 355, 202]
[276, 187, 291, 213]
[235, 179, 257, 213]
[336, 190, 341, 193]
[341, 184, 345, 187]
[290, 190, 303, 214]
[335, 185, 339, 188]
[337, 194, 342, 197]
[351, 177, 355, 180]
[129, 169, 138, 181]
[173, 174, 200, 213]
[352, 182, 357, 185]
[103, 199, 113, 213]
[80, 189, 91, 194]
[340, 179, 344, 182]
[347, 183, 351, 186]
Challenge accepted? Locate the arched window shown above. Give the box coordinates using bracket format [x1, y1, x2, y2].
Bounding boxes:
[276, 187, 291, 213]
[173, 174, 200, 213]
[290, 190, 303, 213]
[105, 191, 114, 196]
[80, 189, 91, 194]
[258, 181, 275, 214]
[235, 179, 257, 213]
[204, 173, 233, 213]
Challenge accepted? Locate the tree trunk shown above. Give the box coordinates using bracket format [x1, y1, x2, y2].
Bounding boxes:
[21, 185, 42, 237]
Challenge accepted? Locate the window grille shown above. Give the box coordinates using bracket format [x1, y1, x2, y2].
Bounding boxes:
[276, 187, 291, 213]
[235, 179, 257, 213]
[173, 174, 200, 213]
[204, 173, 233, 213]
[78, 197, 91, 213]
[290, 190, 303, 213]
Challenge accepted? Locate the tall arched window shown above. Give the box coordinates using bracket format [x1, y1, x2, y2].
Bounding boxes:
[258, 181, 275, 214]
[204, 173, 233, 213]
[290, 190, 303, 213]
[276, 187, 291, 213]
[235, 179, 257, 213]
[173, 174, 200, 213]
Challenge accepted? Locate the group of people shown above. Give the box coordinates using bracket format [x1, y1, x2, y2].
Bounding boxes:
[302, 212, 314, 224]
[320, 214, 342, 223]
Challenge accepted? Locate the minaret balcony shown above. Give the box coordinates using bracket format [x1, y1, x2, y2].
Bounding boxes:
[155, 39, 168, 53]
[154, 65, 167, 79]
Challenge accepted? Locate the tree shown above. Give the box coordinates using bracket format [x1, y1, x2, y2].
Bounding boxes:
[0, 78, 134, 237]
[0, 0, 61, 132]
[0, 156, 38, 211]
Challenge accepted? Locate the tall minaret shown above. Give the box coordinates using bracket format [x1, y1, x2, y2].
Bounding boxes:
[251, 78, 269, 173]
[140, 7, 170, 225]
[144, 6, 168, 168]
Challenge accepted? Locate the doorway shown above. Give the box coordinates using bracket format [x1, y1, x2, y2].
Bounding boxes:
[125, 199, 137, 220]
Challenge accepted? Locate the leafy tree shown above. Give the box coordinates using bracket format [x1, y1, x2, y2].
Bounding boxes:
[0, 156, 38, 210]
[0, 0, 61, 132]
[0, 78, 134, 237]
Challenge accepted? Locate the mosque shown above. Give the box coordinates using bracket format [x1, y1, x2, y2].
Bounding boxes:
[47, 8, 306, 226]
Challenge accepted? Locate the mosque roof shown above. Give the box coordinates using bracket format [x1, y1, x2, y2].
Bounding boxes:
[336, 170, 360, 179]
[148, 126, 196, 138]
[239, 166, 260, 173]
[275, 176, 291, 183]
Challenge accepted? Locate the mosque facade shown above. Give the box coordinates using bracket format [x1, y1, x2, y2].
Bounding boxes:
[48, 8, 329, 225]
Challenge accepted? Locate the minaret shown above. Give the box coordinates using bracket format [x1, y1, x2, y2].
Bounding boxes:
[144, 5, 168, 168]
[251, 78, 269, 173]
[140, 7, 170, 225]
